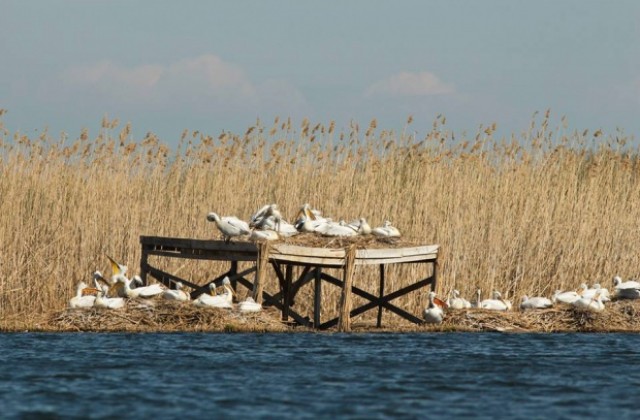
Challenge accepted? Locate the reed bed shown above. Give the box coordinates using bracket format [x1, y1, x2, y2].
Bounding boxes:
[1, 111, 639, 330]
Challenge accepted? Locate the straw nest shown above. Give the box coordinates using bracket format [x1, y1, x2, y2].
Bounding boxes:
[412, 299, 640, 333]
[250, 232, 417, 249]
[46, 299, 289, 333]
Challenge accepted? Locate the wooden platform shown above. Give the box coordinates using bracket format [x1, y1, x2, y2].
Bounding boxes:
[139, 236, 439, 331]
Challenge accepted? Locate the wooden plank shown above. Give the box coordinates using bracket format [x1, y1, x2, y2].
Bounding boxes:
[140, 236, 258, 253]
[377, 264, 385, 328]
[356, 245, 439, 259]
[268, 254, 345, 267]
[144, 249, 258, 262]
[354, 254, 438, 265]
[271, 244, 346, 258]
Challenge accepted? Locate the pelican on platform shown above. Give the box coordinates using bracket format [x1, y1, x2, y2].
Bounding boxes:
[423, 291, 447, 324]
[520, 295, 553, 310]
[320, 221, 359, 237]
[238, 296, 262, 313]
[249, 229, 281, 241]
[347, 218, 372, 235]
[447, 289, 472, 309]
[372, 220, 401, 238]
[207, 212, 251, 243]
[162, 281, 190, 302]
[68, 281, 97, 309]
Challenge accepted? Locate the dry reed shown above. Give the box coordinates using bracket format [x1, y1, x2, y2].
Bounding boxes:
[1, 111, 639, 331]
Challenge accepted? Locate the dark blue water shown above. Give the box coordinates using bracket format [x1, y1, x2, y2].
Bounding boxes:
[1, 333, 639, 419]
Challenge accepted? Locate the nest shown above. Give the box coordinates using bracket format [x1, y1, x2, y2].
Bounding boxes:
[48, 299, 289, 333]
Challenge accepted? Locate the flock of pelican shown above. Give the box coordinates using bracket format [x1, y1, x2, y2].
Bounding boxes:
[423, 276, 639, 324]
[68, 256, 262, 314]
[207, 203, 401, 242]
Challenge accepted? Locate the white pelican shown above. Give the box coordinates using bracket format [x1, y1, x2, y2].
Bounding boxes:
[294, 214, 331, 233]
[194, 277, 235, 308]
[423, 291, 446, 324]
[238, 296, 262, 313]
[320, 221, 359, 237]
[520, 295, 553, 310]
[447, 290, 471, 309]
[613, 276, 640, 299]
[121, 276, 165, 299]
[69, 281, 97, 309]
[249, 229, 281, 242]
[162, 281, 190, 301]
[572, 292, 605, 313]
[206, 212, 251, 243]
[94, 286, 126, 309]
[372, 220, 401, 238]
[590, 284, 611, 302]
[480, 290, 512, 311]
[346, 218, 372, 235]
[552, 290, 582, 305]
[249, 204, 290, 233]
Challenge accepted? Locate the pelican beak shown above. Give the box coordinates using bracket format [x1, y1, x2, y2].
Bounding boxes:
[106, 255, 123, 275]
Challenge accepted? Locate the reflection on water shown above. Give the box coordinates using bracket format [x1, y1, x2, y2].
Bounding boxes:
[0, 333, 639, 418]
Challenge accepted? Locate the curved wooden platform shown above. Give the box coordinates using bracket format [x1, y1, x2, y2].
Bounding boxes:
[139, 236, 439, 331]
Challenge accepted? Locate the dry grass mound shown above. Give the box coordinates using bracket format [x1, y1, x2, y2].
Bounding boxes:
[45, 300, 289, 333]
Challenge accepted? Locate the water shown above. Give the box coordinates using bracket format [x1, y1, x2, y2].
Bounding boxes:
[1, 333, 639, 419]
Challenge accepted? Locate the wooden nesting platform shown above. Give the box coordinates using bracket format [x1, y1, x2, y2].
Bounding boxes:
[139, 236, 439, 331]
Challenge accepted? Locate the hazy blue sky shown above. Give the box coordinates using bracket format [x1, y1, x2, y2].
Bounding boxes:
[2, 1, 639, 145]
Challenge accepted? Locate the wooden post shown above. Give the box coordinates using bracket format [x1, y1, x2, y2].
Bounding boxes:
[377, 264, 385, 328]
[139, 246, 149, 286]
[314, 268, 322, 327]
[282, 264, 293, 322]
[338, 245, 357, 332]
[253, 241, 270, 304]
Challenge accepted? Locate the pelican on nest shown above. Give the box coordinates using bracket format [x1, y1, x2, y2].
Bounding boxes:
[572, 292, 605, 313]
[238, 296, 262, 313]
[194, 277, 235, 308]
[613, 276, 640, 299]
[479, 290, 512, 311]
[372, 220, 401, 238]
[68, 281, 97, 309]
[447, 290, 472, 309]
[162, 281, 190, 302]
[423, 291, 447, 324]
[520, 295, 553, 310]
[94, 285, 126, 309]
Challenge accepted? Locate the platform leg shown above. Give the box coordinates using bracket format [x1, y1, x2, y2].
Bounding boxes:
[282, 264, 293, 322]
[377, 264, 385, 328]
[314, 268, 322, 327]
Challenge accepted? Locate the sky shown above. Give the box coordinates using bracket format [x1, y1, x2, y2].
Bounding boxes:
[2, 1, 639, 146]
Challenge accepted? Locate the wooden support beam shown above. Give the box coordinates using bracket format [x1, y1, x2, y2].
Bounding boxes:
[314, 267, 322, 328]
[338, 245, 357, 332]
[282, 264, 293, 322]
[253, 241, 270, 304]
[377, 264, 385, 328]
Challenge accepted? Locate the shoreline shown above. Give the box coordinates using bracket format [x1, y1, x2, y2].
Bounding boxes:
[2, 299, 640, 334]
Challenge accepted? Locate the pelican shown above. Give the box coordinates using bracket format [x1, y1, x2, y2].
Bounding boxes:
[104, 256, 130, 297]
[572, 292, 605, 313]
[249, 229, 281, 242]
[121, 275, 165, 299]
[238, 296, 262, 313]
[423, 291, 446, 324]
[94, 286, 126, 309]
[69, 281, 96, 309]
[194, 277, 235, 308]
[590, 284, 611, 302]
[552, 290, 582, 305]
[320, 221, 359, 237]
[372, 220, 401, 238]
[162, 281, 190, 301]
[295, 214, 331, 233]
[346, 218, 372, 235]
[447, 290, 471, 309]
[480, 290, 512, 311]
[613, 276, 640, 299]
[206, 212, 251, 243]
[520, 295, 553, 310]
[249, 204, 288, 233]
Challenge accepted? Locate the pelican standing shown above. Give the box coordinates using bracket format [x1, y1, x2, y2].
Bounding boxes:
[447, 290, 472, 309]
[162, 281, 190, 301]
[423, 291, 446, 324]
[207, 212, 251, 243]
[520, 295, 553, 310]
[69, 281, 97, 309]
